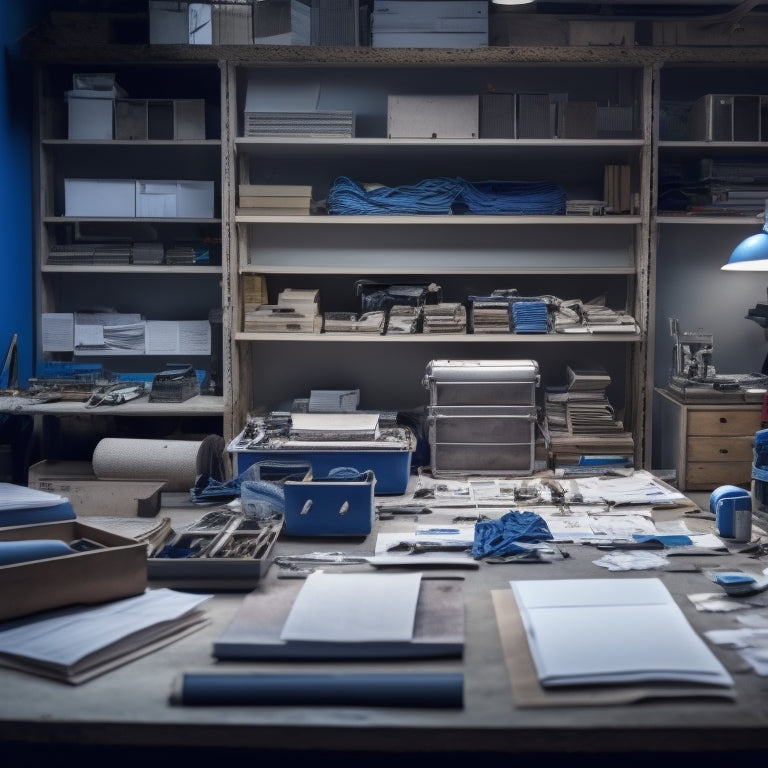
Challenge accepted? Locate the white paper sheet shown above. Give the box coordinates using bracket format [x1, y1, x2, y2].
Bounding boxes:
[280, 571, 421, 643]
[511, 577, 734, 688]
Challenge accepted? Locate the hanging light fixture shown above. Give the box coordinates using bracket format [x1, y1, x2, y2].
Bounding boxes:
[721, 202, 768, 271]
[492, 0, 537, 5]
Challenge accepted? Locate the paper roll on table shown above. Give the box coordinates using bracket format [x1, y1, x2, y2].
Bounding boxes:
[92, 438, 203, 492]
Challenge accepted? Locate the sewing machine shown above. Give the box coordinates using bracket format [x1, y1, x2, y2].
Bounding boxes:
[669, 317, 716, 387]
[668, 317, 768, 395]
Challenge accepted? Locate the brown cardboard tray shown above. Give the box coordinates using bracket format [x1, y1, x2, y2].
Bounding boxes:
[0, 520, 147, 622]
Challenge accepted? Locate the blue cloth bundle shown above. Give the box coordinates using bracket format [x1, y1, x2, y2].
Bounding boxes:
[472, 510, 554, 559]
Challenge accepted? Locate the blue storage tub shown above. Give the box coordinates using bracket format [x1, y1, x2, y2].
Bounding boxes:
[283, 470, 376, 537]
[230, 448, 411, 495]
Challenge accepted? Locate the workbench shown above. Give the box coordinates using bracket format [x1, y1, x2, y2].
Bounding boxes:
[2, 479, 768, 766]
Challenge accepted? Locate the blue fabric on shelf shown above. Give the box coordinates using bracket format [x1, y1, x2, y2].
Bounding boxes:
[326, 176, 568, 216]
[472, 510, 554, 559]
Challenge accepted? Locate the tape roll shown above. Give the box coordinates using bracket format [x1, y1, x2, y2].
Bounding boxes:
[92, 438, 203, 491]
[709, 485, 750, 514]
[710, 485, 751, 538]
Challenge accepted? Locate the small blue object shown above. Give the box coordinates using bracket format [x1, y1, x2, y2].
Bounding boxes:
[714, 572, 756, 585]
[632, 534, 692, 547]
[710, 485, 751, 538]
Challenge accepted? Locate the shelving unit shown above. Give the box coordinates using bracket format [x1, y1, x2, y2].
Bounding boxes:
[652, 63, 768, 475]
[31, 61, 226, 456]
[24, 30, 768, 471]
[226, 60, 652, 459]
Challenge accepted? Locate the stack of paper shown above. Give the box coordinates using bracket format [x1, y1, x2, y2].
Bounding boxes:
[422, 303, 466, 334]
[322, 311, 386, 334]
[509, 578, 733, 689]
[213, 571, 464, 660]
[238, 184, 313, 216]
[0, 588, 211, 685]
[289, 412, 380, 441]
[244, 288, 321, 333]
[468, 295, 510, 333]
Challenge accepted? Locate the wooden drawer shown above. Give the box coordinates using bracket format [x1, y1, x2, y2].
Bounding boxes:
[686, 461, 753, 490]
[686, 435, 756, 463]
[687, 410, 762, 437]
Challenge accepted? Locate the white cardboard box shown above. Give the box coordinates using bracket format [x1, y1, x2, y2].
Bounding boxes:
[388, 95, 479, 139]
[136, 180, 214, 218]
[28, 461, 165, 518]
[66, 89, 114, 139]
[64, 178, 136, 217]
[149, 1, 212, 44]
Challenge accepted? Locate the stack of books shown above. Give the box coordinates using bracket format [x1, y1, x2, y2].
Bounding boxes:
[242, 274, 268, 319]
[323, 311, 386, 334]
[544, 361, 634, 472]
[238, 184, 313, 216]
[582, 303, 639, 334]
[604, 164, 631, 214]
[422, 303, 466, 334]
[386, 306, 421, 334]
[244, 288, 321, 333]
[468, 295, 510, 333]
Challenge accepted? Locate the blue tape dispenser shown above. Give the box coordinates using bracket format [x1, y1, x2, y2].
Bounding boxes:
[710, 485, 751, 538]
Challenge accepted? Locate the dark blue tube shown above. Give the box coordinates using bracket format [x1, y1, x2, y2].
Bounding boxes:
[176, 672, 463, 708]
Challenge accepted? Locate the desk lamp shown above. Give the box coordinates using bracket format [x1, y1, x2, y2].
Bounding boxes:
[721, 202, 768, 272]
[721, 202, 768, 373]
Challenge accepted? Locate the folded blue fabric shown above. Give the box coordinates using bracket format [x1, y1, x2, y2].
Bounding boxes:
[0, 539, 76, 566]
[472, 510, 554, 559]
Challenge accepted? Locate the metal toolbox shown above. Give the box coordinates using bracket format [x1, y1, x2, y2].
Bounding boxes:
[423, 360, 539, 476]
[422, 359, 540, 407]
[427, 405, 537, 476]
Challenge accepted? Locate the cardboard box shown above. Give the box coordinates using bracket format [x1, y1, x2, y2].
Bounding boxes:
[388, 95, 479, 139]
[66, 89, 114, 140]
[64, 178, 136, 217]
[0, 520, 147, 621]
[135, 180, 214, 218]
[283, 469, 375, 536]
[28, 461, 164, 518]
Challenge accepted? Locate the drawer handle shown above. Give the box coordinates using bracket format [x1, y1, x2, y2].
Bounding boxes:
[719, 417, 728, 424]
[719, 449, 729, 455]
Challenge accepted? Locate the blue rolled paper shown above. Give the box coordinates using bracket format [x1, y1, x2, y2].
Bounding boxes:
[0, 539, 77, 565]
[174, 672, 464, 708]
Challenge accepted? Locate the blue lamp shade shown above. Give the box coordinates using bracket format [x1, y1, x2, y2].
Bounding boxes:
[722, 223, 768, 271]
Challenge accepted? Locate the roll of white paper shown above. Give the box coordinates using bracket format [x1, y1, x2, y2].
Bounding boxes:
[92, 438, 202, 491]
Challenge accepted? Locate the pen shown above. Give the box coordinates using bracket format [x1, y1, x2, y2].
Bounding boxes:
[416, 528, 461, 535]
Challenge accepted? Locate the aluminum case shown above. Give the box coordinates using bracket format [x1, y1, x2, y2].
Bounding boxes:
[423, 359, 540, 476]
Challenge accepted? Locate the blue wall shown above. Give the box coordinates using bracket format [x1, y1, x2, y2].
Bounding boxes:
[0, 2, 48, 387]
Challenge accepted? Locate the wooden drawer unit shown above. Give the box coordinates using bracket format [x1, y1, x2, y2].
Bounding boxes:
[655, 388, 762, 491]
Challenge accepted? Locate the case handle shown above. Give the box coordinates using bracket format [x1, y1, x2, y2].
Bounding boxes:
[299, 500, 351, 516]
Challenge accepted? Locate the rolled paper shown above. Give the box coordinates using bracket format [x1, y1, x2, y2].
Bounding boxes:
[0, 539, 76, 566]
[172, 672, 464, 708]
[92, 438, 203, 491]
